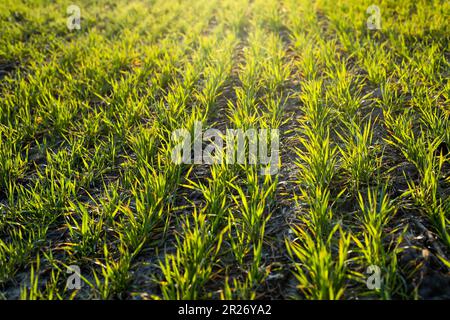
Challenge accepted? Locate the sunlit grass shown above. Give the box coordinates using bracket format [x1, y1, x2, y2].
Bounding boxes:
[0, 0, 448, 300]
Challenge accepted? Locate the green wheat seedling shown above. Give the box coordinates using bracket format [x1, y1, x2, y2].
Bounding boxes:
[405, 152, 450, 248]
[287, 225, 351, 300]
[337, 119, 380, 190]
[353, 186, 407, 299]
[159, 207, 227, 300]
[385, 109, 449, 247]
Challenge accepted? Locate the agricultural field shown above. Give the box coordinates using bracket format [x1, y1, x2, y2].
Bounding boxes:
[0, 0, 449, 300]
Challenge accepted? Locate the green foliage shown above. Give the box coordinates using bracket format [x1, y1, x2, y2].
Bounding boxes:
[0, 0, 448, 300]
